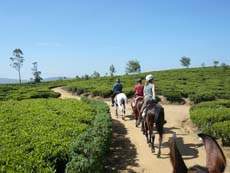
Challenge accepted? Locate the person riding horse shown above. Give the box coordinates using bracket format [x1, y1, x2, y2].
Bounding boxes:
[137, 74, 166, 126]
[134, 78, 144, 97]
[111, 79, 123, 107]
[132, 78, 144, 109]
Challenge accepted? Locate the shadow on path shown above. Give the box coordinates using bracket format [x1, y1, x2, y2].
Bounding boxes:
[105, 119, 138, 172]
[167, 136, 203, 160]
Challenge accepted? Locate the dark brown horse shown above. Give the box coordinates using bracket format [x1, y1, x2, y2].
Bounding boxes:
[131, 96, 144, 126]
[142, 101, 165, 158]
[170, 133, 226, 173]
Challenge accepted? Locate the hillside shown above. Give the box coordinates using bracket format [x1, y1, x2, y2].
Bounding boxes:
[65, 66, 230, 103]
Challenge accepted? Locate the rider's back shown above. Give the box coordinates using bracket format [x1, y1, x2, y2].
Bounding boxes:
[113, 83, 122, 93]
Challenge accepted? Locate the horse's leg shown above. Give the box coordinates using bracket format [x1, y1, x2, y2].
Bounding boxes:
[144, 119, 149, 143]
[146, 130, 149, 143]
[157, 135, 162, 158]
[149, 123, 155, 152]
[135, 110, 138, 126]
[151, 130, 155, 153]
[115, 105, 118, 118]
[146, 121, 151, 144]
[141, 118, 145, 133]
[157, 123, 163, 158]
[122, 100, 126, 120]
[122, 106, 125, 120]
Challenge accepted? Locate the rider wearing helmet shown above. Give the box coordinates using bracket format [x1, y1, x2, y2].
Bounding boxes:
[136, 74, 156, 126]
[137, 74, 166, 126]
[111, 79, 123, 106]
[134, 78, 144, 97]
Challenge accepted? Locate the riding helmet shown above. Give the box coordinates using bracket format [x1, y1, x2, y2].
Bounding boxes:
[116, 79, 120, 83]
[137, 78, 142, 83]
[146, 74, 154, 81]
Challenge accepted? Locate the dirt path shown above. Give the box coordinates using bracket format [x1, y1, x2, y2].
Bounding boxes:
[52, 87, 230, 173]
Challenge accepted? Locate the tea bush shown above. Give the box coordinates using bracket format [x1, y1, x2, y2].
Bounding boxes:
[212, 121, 230, 146]
[66, 98, 112, 173]
[0, 99, 94, 172]
[190, 100, 230, 145]
[0, 82, 64, 101]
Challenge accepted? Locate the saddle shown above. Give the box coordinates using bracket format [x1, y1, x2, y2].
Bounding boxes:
[142, 100, 159, 121]
[132, 96, 143, 108]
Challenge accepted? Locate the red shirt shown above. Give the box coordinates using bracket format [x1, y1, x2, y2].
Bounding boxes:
[134, 83, 144, 96]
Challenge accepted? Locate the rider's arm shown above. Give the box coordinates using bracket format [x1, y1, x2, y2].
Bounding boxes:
[152, 84, 156, 100]
[112, 84, 116, 92]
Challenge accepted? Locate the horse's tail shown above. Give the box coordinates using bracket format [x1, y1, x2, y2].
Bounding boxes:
[156, 106, 164, 140]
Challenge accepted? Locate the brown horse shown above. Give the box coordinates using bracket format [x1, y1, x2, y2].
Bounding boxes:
[142, 101, 165, 158]
[170, 133, 226, 173]
[131, 96, 144, 126]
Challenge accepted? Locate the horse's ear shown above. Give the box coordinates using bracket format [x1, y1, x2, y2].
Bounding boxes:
[198, 133, 226, 173]
[170, 133, 188, 173]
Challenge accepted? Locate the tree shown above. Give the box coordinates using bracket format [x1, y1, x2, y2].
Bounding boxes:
[82, 74, 90, 80]
[91, 71, 100, 78]
[221, 62, 229, 71]
[180, 56, 191, 68]
[9, 48, 24, 84]
[109, 64, 116, 76]
[213, 60, 219, 67]
[32, 62, 42, 83]
[201, 62, 205, 67]
[76, 75, 81, 80]
[125, 59, 141, 74]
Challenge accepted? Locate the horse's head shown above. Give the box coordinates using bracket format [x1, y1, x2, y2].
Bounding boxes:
[170, 133, 226, 173]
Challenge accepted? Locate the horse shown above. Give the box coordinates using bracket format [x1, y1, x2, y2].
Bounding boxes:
[170, 133, 226, 173]
[142, 101, 165, 157]
[131, 96, 144, 127]
[114, 93, 128, 120]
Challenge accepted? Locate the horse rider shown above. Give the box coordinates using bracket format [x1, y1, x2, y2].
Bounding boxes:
[134, 78, 144, 97]
[137, 74, 166, 126]
[132, 78, 144, 108]
[111, 78, 123, 107]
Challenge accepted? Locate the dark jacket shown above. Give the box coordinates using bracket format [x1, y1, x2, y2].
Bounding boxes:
[113, 83, 122, 93]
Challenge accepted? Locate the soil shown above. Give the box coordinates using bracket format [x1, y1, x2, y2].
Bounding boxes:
[52, 87, 230, 173]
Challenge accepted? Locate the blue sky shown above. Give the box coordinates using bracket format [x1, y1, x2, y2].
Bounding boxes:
[0, 0, 230, 79]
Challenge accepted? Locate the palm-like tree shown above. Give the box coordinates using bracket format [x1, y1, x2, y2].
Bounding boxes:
[32, 62, 42, 83]
[10, 48, 24, 84]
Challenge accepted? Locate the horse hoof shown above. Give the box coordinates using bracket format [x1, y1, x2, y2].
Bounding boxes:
[152, 149, 155, 153]
[157, 151, 161, 158]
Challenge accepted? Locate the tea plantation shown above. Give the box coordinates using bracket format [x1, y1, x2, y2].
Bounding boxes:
[0, 66, 229, 172]
[0, 98, 112, 172]
[0, 82, 63, 101]
[66, 67, 230, 103]
[65, 66, 230, 146]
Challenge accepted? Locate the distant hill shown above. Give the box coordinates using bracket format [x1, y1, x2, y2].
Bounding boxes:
[43, 77, 72, 81]
[0, 78, 28, 84]
[0, 77, 71, 84]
